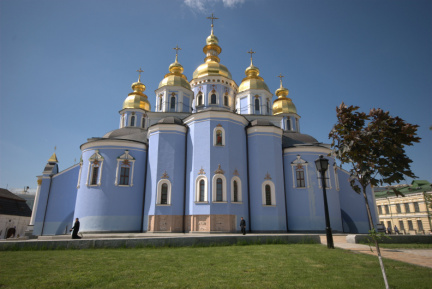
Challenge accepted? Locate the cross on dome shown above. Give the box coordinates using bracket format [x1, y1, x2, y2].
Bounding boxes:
[207, 13, 218, 34]
[173, 45, 182, 62]
[136, 68, 144, 82]
[247, 49, 255, 65]
[277, 73, 284, 87]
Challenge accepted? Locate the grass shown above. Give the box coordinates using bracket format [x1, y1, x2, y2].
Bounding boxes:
[1, 244, 431, 289]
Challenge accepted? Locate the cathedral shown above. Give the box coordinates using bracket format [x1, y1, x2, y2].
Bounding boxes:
[29, 17, 378, 236]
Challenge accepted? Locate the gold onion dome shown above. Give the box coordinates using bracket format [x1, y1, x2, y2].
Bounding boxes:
[238, 60, 270, 93]
[122, 71, 151, 111]
[158, 50, 191, 90]
[192, 20, 232, 80]
[272, 76, 297, 115]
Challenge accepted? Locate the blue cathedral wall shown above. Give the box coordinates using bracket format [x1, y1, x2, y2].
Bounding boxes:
[74, 145, 147, 233]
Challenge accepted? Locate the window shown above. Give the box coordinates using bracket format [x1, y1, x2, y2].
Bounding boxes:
[231, 176, 242, 202]
[86, 150, 104, 186]
[378, 205, 383, 215]
[161, 184, 168, 204]
[216, 178, 223, 201]
[213, 126, 225, 146]
[291, 156, 309, 188]
[265, 185, 272, 205]
[195, 176, 208, 202]
[399, 220, 405, 231]
[396, 204, 401, 213]
[384, 205, 389, 214]
[156, 179, 171, 205]
[262, 180, 276, 206]
[266, 100, 269, 114]
[115, 150, 135, 187]
[197, 93, 203, 106]
[224, 95, 228, 106]
[159, 96, 163, 111]
[417, 220, 424, 231]
[255, 98, 260, 112]
[170, 95, 176, 110]
[414, 202, 420, 212]
[296, 170, 305, 188]
[141, 117, 145, 128]
[212, 173, 227, 202]
[119, 167, 130, 185]
[211, 93, 217, 104]
[404, 203, 410, 213]
[408, 220, 414, 230]
[130, 115, 135, 127]
[286, 118, 291, 131]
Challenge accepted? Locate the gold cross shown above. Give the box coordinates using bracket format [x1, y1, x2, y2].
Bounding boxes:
[136, 68, 144, 82]
[247, 49, 255, 64]
[207, 13, 218, 27]
[173, 45, 181, 62]
[277, 73, 284, 87]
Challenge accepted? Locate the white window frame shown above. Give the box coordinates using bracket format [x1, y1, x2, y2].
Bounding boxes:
[170, 93, 176, 112]
[195, 175, 208, 203]
[196, 93, 204, 106]
[291, 156, 309, 188]
[213, 126, 226, 146]
[156, 179, 172, 205]
[262, 180, 276, 206]
[231, 176, 242, 203]
[212, 174, 227, 202]
[254, 97, 260, 114]
[115, 150, 135, 187]
[77, 160, 83, 188]
[86, 150, 104, 187]
[208, 90, 219, 105]
[129, 115, 136, 127]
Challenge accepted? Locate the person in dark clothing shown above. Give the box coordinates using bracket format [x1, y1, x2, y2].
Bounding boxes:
[70, 218, 81, 239]
[240, 217, 246, 235]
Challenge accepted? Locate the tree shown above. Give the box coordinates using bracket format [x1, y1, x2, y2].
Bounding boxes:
[329, 102, 420, 289]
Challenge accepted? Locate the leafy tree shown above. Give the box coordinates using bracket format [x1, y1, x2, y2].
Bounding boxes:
[329, 102, 420, 289]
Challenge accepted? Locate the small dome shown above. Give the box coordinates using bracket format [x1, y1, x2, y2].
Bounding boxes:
[193, 61, 232, 80]
[238, 63, 270, 93]
[272, 80, 296, 115]
[159, 53, 191, 90]
[206, 34, 219, 45]
[122, 79, 151, 110]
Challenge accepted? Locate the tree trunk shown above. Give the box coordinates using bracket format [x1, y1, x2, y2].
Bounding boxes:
[362, 184, 389, 289]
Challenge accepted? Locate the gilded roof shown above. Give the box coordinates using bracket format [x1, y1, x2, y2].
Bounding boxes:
[123, 81, 151, 110]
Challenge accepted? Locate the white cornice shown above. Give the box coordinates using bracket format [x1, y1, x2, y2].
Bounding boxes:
[81, 139, 147, 151]
[247, 126, 283, 136]
[284, 146, 331, 154]
[148, 124, 187, 135]
[184, 110, 249, 126]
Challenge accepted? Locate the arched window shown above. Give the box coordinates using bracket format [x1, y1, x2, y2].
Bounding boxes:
[130, 115, 135, 126]
[255, 98, 260, 112]
[211, 93, 217, 104]
[224, 95, 228, 106]
[159, 97, 163, 111]
[141, 117, 145, 128]
[233, 180, 238, 202]
[212, 173, 227, 202]
[197, 94, 203, 106]
[157, 179, 171, 205]
[195, 176, 208, 202]
[170, 95, 176, 110]
[216, 178, 223, 201]
[231, 176, 242, 202]
[262, 180, 276, 206]
[286, 118, 291, 131]
[265, 185, 272, 205]
[267, 100, 270, 114]
[199, 179, 205, 202]
[161, 184, 168, 204]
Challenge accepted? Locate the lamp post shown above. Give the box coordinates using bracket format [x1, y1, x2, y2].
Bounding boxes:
[315, 155, 334, 249]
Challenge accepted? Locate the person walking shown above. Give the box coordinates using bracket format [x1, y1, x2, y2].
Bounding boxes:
[240, 217, 246, 235]
[387, 225, 392, 235]
[394, 225, 399, 234]
[70, 218, 81, 239]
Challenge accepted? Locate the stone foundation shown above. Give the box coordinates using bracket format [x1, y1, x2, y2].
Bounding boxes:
[185, 215, 236, 233]
[148, 215, 184, 233]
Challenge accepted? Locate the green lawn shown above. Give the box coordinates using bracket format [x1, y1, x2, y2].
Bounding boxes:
[378, 243, 432, 249]
[1, 244, 430, 288]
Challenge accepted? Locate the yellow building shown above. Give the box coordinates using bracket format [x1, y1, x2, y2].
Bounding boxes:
[374, 180, 432, 234]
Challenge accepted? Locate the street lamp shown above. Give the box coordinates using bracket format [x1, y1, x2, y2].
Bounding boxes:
[315, 155, 334, 249]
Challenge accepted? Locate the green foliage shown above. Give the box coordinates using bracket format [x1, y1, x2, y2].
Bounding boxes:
[329, 102, 420, 191]
[1, 245, 431, 288]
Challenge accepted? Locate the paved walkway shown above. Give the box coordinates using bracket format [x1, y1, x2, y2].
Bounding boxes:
[320, 235, 432, 269]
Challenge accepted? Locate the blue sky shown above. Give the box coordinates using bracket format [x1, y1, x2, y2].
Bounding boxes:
[1, 0, 431, 191]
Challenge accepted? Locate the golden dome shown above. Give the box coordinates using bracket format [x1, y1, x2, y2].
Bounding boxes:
[238, 63, 270, 93]
[272, 81, 296, 115]
[159, 54, 191, 90]
[123, 78, 151, 111]
[192, 28, 232, 80]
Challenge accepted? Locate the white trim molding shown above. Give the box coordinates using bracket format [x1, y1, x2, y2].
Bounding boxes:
[86, 150, 104, 187]
[231, 176, 242, 203]
[195, 175, 208, 203]
[115, 150, 136, 187]
[213, 125, 226, 146]
[291, 155, 310, 188]
[156, 178, 172, 205]
[212, 173, 227, 202]
[262, 180, 276, 206]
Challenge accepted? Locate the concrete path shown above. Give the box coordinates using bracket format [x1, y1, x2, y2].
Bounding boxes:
[320, 235, 432, 269]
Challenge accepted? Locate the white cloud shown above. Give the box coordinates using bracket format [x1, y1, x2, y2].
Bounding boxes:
[184, 0, 245, 13]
